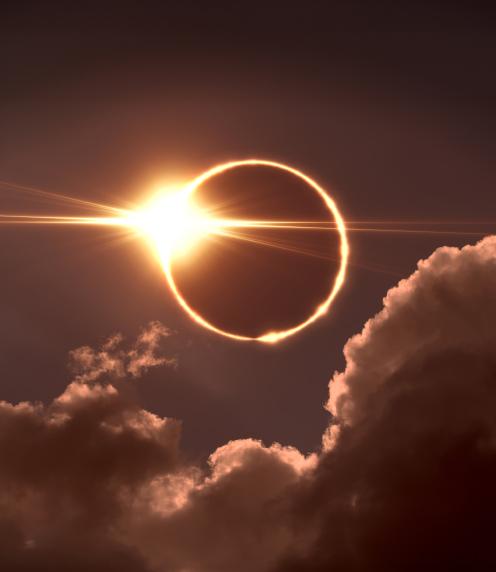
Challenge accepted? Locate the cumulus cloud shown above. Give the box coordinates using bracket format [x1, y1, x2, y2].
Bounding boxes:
[0, 384, 313, 571]
[328, 236, 496, 427]
[0, 380, 181, 570]
[276, 236, 496, 570]
[125, 439, 316, 572]
[2, 238, 496, 571]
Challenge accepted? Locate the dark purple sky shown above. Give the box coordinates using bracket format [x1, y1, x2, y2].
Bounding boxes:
[3, 3, 496, 571]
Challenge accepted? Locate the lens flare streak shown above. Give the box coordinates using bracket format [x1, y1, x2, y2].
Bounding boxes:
[1, 160, 494, 342]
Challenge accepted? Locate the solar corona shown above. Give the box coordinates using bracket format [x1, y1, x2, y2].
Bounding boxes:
[145, 160, 349, 343]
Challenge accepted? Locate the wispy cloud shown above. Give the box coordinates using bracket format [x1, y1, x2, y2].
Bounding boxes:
[69, 321, 176, 384]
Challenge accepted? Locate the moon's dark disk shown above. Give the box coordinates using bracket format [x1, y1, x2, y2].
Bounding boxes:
[170, 164, 342, 339]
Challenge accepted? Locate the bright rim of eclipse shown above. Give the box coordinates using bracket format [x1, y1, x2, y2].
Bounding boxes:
[133, 159, 349, 343]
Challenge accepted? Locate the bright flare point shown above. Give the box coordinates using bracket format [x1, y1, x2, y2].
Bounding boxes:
[130, 189, 214, 259]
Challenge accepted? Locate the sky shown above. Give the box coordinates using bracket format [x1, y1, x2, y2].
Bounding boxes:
[1, 2, 496, 570]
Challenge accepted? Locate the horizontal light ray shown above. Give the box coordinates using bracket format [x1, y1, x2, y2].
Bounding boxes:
[213, 218, 496, 226]
[216, 232, 402, 277]
[344, 227, 492, 236]
[0, 180, 126, 215]
[0, 212, 402, 277]
[215, 229, 336, 261]
[215, 228, 402, 277]
[209, 218, 495, 237]
[0, 214, 129, 226]
[341, 220, 496, 225]
[0, 212, 492, 240]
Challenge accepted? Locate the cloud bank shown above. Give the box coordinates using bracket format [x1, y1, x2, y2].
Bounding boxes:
[2, 237, 496, 570]
[276, 236, 496, 571]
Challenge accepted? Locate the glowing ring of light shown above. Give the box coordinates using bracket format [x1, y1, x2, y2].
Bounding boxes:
[164, 159, 349, 343]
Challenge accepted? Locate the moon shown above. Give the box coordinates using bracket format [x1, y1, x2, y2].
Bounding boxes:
[152, 159, 349, 343]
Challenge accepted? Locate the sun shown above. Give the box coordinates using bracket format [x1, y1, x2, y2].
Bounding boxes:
[129, 188, 214, 260]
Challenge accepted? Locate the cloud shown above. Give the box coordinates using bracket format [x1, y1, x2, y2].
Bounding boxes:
[69, 320, 175, 383]
[124, 439, 316, 572]
[0, 319, 315, 571]
[2, 238, 496, 570]
[0, 380, 180, 570]
[276, 236, 496, 570]
[328, 236, 496, 427]
[0, 381, 313, 571]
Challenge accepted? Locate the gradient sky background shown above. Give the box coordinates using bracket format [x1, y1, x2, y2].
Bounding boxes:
[1, 0, 495, 461]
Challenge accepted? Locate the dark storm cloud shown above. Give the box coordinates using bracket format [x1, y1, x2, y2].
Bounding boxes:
[2, 237, 496, 571]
